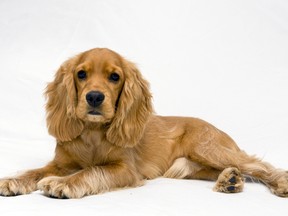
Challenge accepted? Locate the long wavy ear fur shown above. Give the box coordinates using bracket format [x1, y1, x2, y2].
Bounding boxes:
[106, 60, 153, 148]
[45, 57, 84, 142]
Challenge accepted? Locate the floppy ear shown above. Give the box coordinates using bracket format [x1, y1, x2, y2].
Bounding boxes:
[45, 57, 84, 142]
[106, 60, 153, 148]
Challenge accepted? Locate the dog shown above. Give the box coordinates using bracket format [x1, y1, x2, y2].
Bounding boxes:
[0, 48, 287, 198]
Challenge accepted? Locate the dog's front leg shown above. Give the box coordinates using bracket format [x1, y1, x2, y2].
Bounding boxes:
[0, 162, 71, 196]
[37, 162, 142, 199]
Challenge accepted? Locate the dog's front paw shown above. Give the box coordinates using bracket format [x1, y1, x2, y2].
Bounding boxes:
[37, 176, 86, 199]
[0, 178, 36, 196]
[213, 167, 244, 193]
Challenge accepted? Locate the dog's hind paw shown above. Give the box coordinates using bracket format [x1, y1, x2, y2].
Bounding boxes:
[269, 172, 288, 198]
[213, 167, 244, 193]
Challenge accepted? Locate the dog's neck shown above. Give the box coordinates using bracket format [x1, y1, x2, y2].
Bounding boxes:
[83, 121, 110, 132]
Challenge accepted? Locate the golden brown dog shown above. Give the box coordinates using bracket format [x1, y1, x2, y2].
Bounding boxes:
[0, 48, 287, 198]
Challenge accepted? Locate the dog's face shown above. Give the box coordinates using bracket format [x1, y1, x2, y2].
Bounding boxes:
[46, 48, 153, 145]
[73, 49, 125, 123]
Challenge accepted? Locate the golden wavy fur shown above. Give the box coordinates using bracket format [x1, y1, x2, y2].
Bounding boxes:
[0, 48, 287, 198]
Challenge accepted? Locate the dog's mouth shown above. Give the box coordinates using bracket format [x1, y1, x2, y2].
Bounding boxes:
[86, 109, 108, 123]
[88, 110, 102, 115]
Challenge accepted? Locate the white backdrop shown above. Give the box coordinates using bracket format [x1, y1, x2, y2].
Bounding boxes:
[0, 0, 287, 215]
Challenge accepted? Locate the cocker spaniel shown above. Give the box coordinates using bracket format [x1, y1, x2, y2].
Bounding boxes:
[0, 48, 287, 198]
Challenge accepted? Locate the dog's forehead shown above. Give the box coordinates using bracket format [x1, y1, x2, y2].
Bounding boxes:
[80, 48, 122, 67]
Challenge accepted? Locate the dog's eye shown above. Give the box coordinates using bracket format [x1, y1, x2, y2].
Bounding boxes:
[109, 72, 120, 82]
[77, 70, 87, 80]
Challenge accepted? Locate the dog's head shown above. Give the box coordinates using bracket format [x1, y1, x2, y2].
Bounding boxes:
[46, 48, 153, 147]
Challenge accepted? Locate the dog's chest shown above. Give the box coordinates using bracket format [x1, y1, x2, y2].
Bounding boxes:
[63, 130, 114, 167]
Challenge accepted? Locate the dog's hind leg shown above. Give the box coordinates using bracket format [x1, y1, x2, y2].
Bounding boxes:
[164, 157, 245, 193]
[187, 125, 288, 197]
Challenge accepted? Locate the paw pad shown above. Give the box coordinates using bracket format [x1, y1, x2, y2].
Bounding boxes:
[228, 176, 236, 184]
[213, 167, 244, 194]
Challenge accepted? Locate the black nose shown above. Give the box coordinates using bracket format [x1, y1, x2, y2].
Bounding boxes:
[86, 91, 105, 107]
